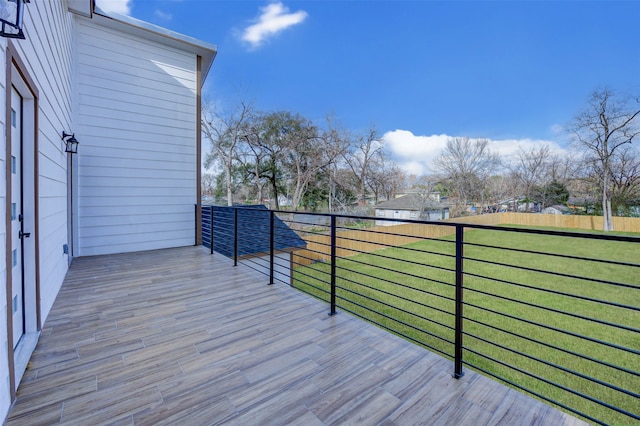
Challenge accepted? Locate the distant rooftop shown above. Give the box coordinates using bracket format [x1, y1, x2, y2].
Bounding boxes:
[375, 193, 449, 211]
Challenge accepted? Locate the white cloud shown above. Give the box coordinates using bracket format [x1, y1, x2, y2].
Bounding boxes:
[241, 2, 308, 49]
[154, 9, 172, 21]
[95, 0, 131, 15]
[382, 129, 567, 177]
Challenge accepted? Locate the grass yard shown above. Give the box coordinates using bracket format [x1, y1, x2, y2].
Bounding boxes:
[292, 226, 640, 425]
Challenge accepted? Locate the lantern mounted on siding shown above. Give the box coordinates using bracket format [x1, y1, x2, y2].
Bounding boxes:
[62, 131, 79, 154]
[0, 0, 29, 39]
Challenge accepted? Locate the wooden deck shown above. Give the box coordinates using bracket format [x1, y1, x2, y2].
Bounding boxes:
[6, 246, 586, 425]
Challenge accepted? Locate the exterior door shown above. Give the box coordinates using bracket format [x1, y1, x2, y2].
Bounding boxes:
[11, 87, 26, 349]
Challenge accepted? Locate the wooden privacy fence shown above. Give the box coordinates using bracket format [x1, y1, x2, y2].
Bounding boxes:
[292, 213, 640, 267]
[497, 212, 640, 232]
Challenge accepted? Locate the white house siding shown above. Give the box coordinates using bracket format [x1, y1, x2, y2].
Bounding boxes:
[375, 209, 413, 226]
[75, 18, 198, 256]
[0, 2, 74, 420]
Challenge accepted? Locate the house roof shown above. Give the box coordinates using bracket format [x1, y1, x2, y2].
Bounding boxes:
[212, 205, 306, 258]
[544, 205, 570, 212]
[375, 194, 448, 211]
[69, 1, 217, 83]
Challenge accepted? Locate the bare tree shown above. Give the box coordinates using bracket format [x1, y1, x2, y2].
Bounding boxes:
[512, 145, 550, 211]
[320, 116, 352, 212]
[202, 100, 254, 206]
[433, 137, 501, 214]
[586, 144, 640, 215]
[610, 145, 640, 213]
[201, 172, 215, 197]
[546, 153, 577, 187]
[569, 88, 640, 230]
[343, 126, 383, 206]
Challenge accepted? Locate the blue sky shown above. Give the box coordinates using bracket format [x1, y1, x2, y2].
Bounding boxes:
[97, 0, 640, 175]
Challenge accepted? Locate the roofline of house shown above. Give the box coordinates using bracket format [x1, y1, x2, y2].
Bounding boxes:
[75, 3, 217, 84]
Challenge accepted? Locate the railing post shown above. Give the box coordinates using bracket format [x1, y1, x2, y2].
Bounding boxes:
[454, 224, 465, 378]
[233, 208, 238, 267]
[209, 206, 214, 255]
[329, 215, 337, 315]
[269, 210, 275, 285]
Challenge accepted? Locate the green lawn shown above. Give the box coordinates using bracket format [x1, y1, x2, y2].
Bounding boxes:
[292, 227, 640, 425]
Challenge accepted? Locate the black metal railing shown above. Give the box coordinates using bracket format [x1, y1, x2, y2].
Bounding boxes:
[199, 205, 640, 425]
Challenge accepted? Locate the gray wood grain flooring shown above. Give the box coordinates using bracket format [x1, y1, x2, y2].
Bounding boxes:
[6, 246, 587, 425]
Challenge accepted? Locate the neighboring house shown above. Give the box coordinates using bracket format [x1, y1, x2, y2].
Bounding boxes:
[394, 188, 441, 203]
[0, 1, 216, 420]
[542, 205, 571, 215]
[209, 205, 306, 285]
[374, 193, 450, 226]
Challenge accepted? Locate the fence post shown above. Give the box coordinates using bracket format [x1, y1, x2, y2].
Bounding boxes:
[209, 206, 214, 255]
[329, 215, 337, 315]
[233, 208, 238, 267]
[194, 204, 198, 246]
[454, 224, 465, 378]
[269, 210, 275, 285]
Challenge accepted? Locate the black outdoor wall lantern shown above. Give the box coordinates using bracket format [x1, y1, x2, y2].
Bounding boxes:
[0, 0, 29, 39]
[62, 131, 79, 154]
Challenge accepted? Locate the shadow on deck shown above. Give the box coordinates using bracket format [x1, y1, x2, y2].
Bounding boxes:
[6, 246, 586, 425]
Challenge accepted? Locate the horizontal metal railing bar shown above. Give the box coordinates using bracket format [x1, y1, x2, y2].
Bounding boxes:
[331, 270, 456, 324]
[335, 234, 457, 261]
[298, 237, 333, 249]
[292, 244, 333, 258]
[459, 222, 640, 243]
[339, 304, 453, 359]
[465, 241, 640, 269]
[238, 254, 270, 269]
[335, 294, 455, 358]
[293, 276, 331, 296]
[334, 242, 456, 275]
[463, 299, 639, 355]
[289, 253, 333, 270]
[464, 268, 640, 313]
[463, 331, 639, 399]
[464, 275, 640, 334]
[465, 268, 640, 311]
[466, 362, 605, 425]
[293, 249, 329, 266]
[282, 218, 329, 228]
[335, 284, 456, 337]
[333, 259, 456, 301]
[462, 346, 640, 421]
[465, 256, 640, 292]
[341, 305, 454, 359]
[292, 266, 331, 286]
[463, 315, 640, 378]
[237, 258, 270, 277]
[334, 225, 458, 246]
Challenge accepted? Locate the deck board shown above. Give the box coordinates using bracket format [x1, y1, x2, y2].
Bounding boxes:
[6, 246, 587, 425]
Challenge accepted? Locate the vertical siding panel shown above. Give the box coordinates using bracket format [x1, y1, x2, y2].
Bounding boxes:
[75, 19, 198, 256]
